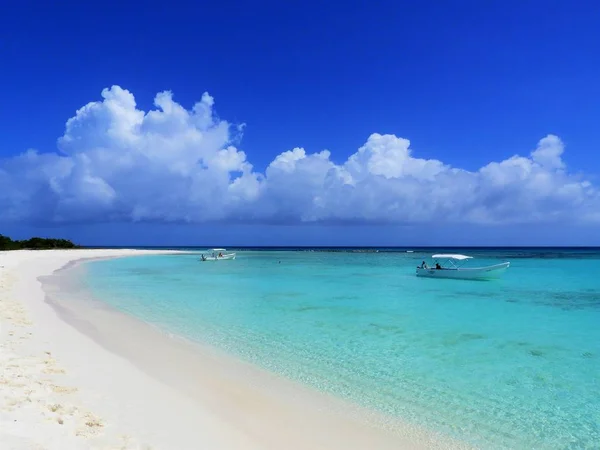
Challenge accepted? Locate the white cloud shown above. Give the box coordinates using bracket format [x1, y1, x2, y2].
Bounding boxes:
[1, 86, 599, 226]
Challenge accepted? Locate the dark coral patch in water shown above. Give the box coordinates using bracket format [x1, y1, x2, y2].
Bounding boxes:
[363, 323, 405, 336]
[460, 333, 486, 341]
[537, 291, 600, 310]
[330, 295, 360, 301]
[442, 333, 487, 347]
[295, 305, 327, 312]
[262, 292, 304, 301]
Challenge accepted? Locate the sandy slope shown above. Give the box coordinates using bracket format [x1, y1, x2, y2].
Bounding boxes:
[0, 249, 467, 450]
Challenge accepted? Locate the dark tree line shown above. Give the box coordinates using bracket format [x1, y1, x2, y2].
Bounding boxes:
[0, 234, 80, 250]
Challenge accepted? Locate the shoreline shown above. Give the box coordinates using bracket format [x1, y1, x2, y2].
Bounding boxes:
[1, 249, 468, 449]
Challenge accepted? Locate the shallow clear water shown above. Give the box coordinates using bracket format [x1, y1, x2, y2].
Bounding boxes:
[82, 249, 600, 449]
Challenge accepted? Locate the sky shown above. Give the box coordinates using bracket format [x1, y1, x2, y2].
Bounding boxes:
[1, 0, 600, 246]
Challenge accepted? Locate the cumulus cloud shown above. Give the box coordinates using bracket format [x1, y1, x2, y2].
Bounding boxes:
[1, 85, 598, 226]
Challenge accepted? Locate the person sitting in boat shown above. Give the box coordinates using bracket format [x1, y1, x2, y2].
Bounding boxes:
[218, 252, 223, 258]
[435, 263, 442, 270]
[420, 261, 428, 269]
[201, 254, 206, 261]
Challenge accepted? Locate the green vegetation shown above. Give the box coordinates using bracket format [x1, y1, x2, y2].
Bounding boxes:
[0, 234, 80, 250]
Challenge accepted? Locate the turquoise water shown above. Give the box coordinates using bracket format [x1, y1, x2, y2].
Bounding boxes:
[82, 250, 600, 449]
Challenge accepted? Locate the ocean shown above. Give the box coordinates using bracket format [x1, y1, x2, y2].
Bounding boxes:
[79, 248, 600, 449]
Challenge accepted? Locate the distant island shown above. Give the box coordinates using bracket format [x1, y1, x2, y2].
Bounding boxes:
[0, 234, 81, 250]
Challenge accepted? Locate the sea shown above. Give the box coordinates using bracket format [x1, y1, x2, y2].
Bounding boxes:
[78, 248, 600, 449]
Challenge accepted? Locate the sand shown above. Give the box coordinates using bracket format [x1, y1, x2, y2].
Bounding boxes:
[0, 249, 469, 450]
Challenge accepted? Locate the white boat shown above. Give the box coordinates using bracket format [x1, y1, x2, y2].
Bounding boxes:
[199, 248, 236, 261]
[415, 254, 509, 280]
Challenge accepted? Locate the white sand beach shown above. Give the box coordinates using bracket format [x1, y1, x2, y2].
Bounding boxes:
[0, 249, 467, 450]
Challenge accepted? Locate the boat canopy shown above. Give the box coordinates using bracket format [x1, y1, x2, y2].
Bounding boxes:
[431, 254, 473, 260]
[212, 248, 226, 251]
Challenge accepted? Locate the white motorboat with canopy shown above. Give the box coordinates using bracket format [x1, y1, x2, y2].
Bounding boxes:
[416, 254, 509, 280]
[199, 248, 236, 261]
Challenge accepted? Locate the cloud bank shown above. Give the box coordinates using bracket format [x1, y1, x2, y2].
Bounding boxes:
[1, 86, 598, 226]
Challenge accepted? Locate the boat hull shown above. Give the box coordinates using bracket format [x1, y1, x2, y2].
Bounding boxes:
[415, 262, 510, 280]
[200, 253, 236, 261]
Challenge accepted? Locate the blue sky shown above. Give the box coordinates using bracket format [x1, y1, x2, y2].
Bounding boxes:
[1, 1, 600, 246]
